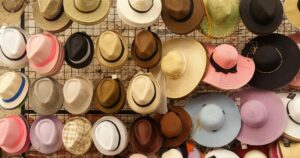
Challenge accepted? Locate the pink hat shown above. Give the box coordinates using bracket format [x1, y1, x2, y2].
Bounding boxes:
[288, 33, 300, 88]
[232, 88, 288, 146]
[203, 44, 255, 90]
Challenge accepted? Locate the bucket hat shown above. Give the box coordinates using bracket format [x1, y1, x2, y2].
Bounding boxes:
[288, 33, 300, 88]
[184, 93, 241, 148]
[242, 34, 300, 90]
[205, 149, 239, 158]
[0, 0, 25, 24]
[284, 0, 300, 29]
[203, 44, 255, 90]
[178, 141, 203, 158]
[162, 149, 183, 158]
[278, 140, 300, 158]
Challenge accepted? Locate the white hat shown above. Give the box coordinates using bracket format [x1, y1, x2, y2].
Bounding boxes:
[162, 149, 183, 158]
[244, 150, 267, 158]
[129, 153, 148, 158]
[205, 149, 239, 158]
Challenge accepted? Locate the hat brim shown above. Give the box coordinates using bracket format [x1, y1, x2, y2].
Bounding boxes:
[288, 33, 300, 87]
[0, 0, 25, 25]
[284, 0, 300, 29]
[205, 149, 239, 158]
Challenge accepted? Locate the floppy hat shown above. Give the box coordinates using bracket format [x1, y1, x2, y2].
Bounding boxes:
[92, 116, 128, 156]
[203, 44, 255, 90]
[200, 0, 240, 38]
[131, 30, 162, 69]
[64, 0, 110, 25]
[278, 140, 300, 158]
[150, 38, 207, 99]
[162, 149, 183, 158]
[96, 31, 128, 69]
[284, 0, 300, 29]
[33, 0, 72, 33]
[161, 0, 204, 35]
[242, 34, 300, 90]
[205, 149, 239, 158]
[63, 76, 93, 115]
[62, 117, 92, 155]
[30, 115, 63, 154]
[232, 88, 288, 146]
[0, 72, 29, 110]
[288, 33, 300, 88]
[178, 141, 203, 158]
[185, 93, 241, 148]
[117, 0, 161, 28]
[240, 0, 283, 35]
[0, 0, 25, 24]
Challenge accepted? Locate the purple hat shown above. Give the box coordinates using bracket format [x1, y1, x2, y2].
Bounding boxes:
[231, 88, 288, 146]
[30, 115, 63, 154]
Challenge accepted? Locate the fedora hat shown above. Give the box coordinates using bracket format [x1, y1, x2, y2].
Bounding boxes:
[0, 26, 28, 69]
[30, 115, 63, 154]
[94, 77, 125, 114]
[131, 30, 162, 69]
[62, 117, 92, 155]
[64, 0, 110, 25]
[161, 0, 204, 35]
[65, 32, 94, 69]
[240, 0, 283, 35]
[288, 33, 300, 88]
[278, 140, 300, 158]
[0, 72, 29, 110]
[30, 77, 63, 115]
[284, 0, 300, 29]
[232, 88, 288, 146]
[117, 0, 162, 28]
[96, 31, 128, 69]
[205, 149, 239, 158]
[33, 0, 72, 33]
[63, 76, 93, 115]
[150, 38, 207, 99]
[242, 34, 300, 90]
[130, 116, 162, 154]
[200, 0, 240, 38]
[162, 149, 183, 158]
[203, 44, 255, 90]
[92, 116, 128, 156]
[0, 0, 25, 25]
[178, 141, 204, 158]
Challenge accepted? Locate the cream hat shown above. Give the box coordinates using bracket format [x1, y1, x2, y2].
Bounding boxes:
[205, 149, 239, 158]
[284, 0, 300, 29]
[0, 0, 26, 25]
[162, 149, 183, 158]
[244, 150, 267, 158]
[130, 154, 148, 158]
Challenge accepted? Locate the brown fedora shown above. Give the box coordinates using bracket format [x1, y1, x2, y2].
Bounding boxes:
[94, 78, 126, 114]
[131, 30, 162, 69]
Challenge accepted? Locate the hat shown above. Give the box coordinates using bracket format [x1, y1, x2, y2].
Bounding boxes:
[65, 32, 94, 69]
[162, 149, 183, 158]
[288, 33, 300, 87]
[200, 0, 240, 38]
[178, 141, 203, 158]
[30, 115, 63, 154]
[150, 38, 207, 99]
[62, 117, 92, 155]
[63, 76, 93, 115]
[284, 0, 300, 29]
[0, 72, 29, 110]
[240, 0, 283, 35]
[242, 34, 300, 90]
[33, 0, 72, 33]
[130, 116, 162, 154]
[205, 149, 239, 158]
[0, 26, 28, 69]
[129, 154, 148, 158]
[161, 0, 205, 35]
[92, 116, 128, 156]
[96, 31, 128, 69]
[244, 150, 268, 158]
[203, 44, 255, 90]
[117, 0, 162, 28]
[94, 77, 125, 114]
[184, 93, 241, 148]
[131, 30, 162, 69]
[278, 140, 300, 158]
[232, 88, 288, 146]
[64, 0, 110, 25]
[0, 0, 25, 24]
[235, 144, 271, 158]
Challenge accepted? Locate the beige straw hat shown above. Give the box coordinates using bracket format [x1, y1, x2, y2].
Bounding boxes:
[284, 0, 300, 29]
[0, 0, 26, 25]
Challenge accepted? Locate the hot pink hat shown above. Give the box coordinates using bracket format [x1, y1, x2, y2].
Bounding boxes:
[203, 44, 255, 90]
[288, 33, 300, 88]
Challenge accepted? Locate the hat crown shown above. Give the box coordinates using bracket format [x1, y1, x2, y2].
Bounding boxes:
[131, 75, 155, 106]
[95, 121, 120, 151]
[2, 0, 24, 12]
[37, 0, 62, 20]
[35, 119, 57, 146]
[135, 31, 157, 60]
[27, 34, 53, 65]
[74, 0, 101, 12]
[64, 78, 91, 107]
[244, 150, 267, 158]
[160, 112, 183, 138]
[288, 98, 300, 123]
[99, 31, 123, 62]
[0, 72, 22, 99]
[1, 28, 26, 59]
[162, 149, 183, 158]
[67, 33, 88, 61]
[164, 0, 191, 21]
[213, 44, 238, 69]
[0, 118, 21, 147]
[129, 0, 153, 12]
[63, 120, 85, 149]
[199, 104, 225, 131]
[254, 45, 282, 73]
[250, 0, 276, 24]
[135, 120, 152, 146]
[97, 79, 120, 108]
[161, 51, 186, 79]
[241, 100, 269, 128]
[34, 78, 56, 104]
[207, 0, 232, 23]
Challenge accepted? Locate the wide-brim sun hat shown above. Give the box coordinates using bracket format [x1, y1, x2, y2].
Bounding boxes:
[288, 33, 300, 88]
[0, 0, 26, 25]
[284, 0, 300, 29]
[205, 149, 239, 158]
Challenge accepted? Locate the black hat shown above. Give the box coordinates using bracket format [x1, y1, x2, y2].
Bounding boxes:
[65, 32, 94, 69]
[242, 34, 300, 90]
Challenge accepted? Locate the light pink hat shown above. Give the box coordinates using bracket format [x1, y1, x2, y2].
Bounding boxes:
[203, 44, 255, 90]
[288, 33, 300, 88]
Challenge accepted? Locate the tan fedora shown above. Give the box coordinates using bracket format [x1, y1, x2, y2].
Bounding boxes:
[284, 0, 300, 29]
[0, 0, 26, 25]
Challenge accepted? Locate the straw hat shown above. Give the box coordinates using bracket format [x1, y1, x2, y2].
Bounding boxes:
[162, 149, 183, 158]
[0, 0, 25, 25]
[63, 0, 110, 25]
[288, 33, 300, 88]
[235, 144, 270, 158]
[278, 140, 300, 158]
[33, 0, 72, 33]
[284, 0, 300, 29]
[205, 149, 239, 158]
[244, 150, 268, 158]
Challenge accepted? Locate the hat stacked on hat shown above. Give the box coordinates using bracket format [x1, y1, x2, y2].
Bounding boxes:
[162, 149, 183, 158]
[0, 0, 25, 24]
[205, 149, 239, 158]
[288, 33, 300, 88]
[284, 0, 300, 29]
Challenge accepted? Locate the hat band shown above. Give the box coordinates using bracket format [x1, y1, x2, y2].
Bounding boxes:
[135, 35, 158, 61]
[2, 76, 25, 103]
[210, 54, 237, 74]
[132, 80, 156, 107]
[74, 1, 101, 13]
[44, 6, 64, 21]
[33, 34, 57, 67]
[128, 0, 154, 13]
[100, 120, 121, 151]
[69, 37, 91, 64]
[2, 1, 24, 13]
[170, 0, 194, 22]
[100, 38, 124, 63]
[287, 100, 300, 125]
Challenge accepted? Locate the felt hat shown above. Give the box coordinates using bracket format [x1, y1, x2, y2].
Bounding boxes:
[288, 33, 300, 88]
[231, 88, 288, 146]
[30, 115, 63, 154]
[0, 26, 28, 69]
[62, 117, 92, 155]
[242, 34, 300, 90]
[178, 141, 204, 158]
[203, 44, 255, 90]
[205, 149, 239, 158]
[278, 140, 300, 158]
[0, 0, 25, 25]
[92, 116, 128, 156]
[96, 31, 128, 69]
[65, 32, 94, 69]
[200, 0, 240, 38]
[117, 0, 162, 28]
[161, 0, 205, 35]
[150, 38, 207, 99]
[130, 116, 162, 154]
[240, 0, 283, 35]
[0, 72, 29, 110]
[33, 0, 72, 33]
[184, 93, 241, 148]
[131, 30, 162, 69]
[63, 0, 110, 25]
[162, 149, 183, 158]
[29, 77, 63, 115]
[94, 77, 125, 114]
[63, 76, 93, 115]
[284, 0, 300, 29]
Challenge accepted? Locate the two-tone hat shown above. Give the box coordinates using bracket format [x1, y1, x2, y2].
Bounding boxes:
[0, 0, 25, 25]
[288, 33, 300, 88]
[205, 149, 239, 158]
[284, 0, 300, 29]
